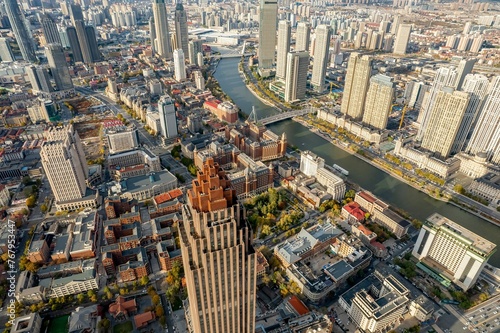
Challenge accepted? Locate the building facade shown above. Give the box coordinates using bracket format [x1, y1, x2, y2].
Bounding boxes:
[341, 53, 372, 120]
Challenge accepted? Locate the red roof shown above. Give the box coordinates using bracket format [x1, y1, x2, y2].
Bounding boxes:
[288, 295, 309, 316]
[134, 311, 155, 328]
[343, 202, 365, 221]
[358, 191, 377, 203]
[204, 100, 220, 109]
[357, 224, 373, 237]
[371, 241, 386, 249]
[154, 188, 183, 205]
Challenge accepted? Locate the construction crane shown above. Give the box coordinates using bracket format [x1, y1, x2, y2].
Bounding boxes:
[399, 105, 409, 130]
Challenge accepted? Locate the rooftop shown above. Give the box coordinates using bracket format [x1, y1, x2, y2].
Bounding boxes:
[123, 170, 177, 193]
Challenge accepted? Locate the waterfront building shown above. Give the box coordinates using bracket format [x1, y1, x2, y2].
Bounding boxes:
[159, 96, 178, 138]
[295, 22, 311, 52]
[300, 150, 325, 177]
[311, 25, 331, 93]
[284, 51, 309, 102]
[5, 0, 37, 62]
[362, 74, 394, 130]
[152, 0, 172, 59]
[174, 1, 189, 57]
[412, 213, 497, 291]
[258, 0, 278, 70]
[393, 24, 411, 55]
[341, 53, 372, 120]
[188, 39, 203, 64]
[276, 20, 291, 80]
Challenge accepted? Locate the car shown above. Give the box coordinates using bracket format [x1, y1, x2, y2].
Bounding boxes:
[494, 311, 498, 315]
[464, 326, 468, 330]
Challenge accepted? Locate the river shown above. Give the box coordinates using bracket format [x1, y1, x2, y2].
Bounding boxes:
[214, 58, 500, 267]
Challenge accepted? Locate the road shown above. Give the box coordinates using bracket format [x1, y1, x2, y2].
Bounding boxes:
[74, 86, 157, 148]
[461, 294, 500, 333]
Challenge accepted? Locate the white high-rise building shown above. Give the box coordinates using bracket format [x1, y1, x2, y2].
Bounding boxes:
[413, 213, 496, 291]
[284, 51, 309, 102]
[451, 74, 490, 155]
[173, 49, 186, 81]
[341, 53, 372, 120]
[174, 1, 189, 57]
[152, 0, 172, 59]
[421, 88, 470, 159]
[311, 25, 331, 93]
[159, 95, 178, 138]
[194, 71, 205, 90]
[466, 76, 500, 164]
[362, 74, 395, 130]
[258, 0, 278, 70]
[454, 58, 476, 91]
[40, 125, 88, 203]
[295, 22, 311, 52]
[300, 150, 325, 177]
[276, 20, 291, 79]
[393, 24, 411, 55]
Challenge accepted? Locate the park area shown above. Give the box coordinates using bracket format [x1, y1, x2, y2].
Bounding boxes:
[47, 315, 69, 333]
[113, 321, 133, 333]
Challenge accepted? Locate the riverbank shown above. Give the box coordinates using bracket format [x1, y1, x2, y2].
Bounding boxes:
[293, 116, 500, 227]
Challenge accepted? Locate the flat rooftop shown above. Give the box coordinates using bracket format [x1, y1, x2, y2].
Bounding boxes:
[124, 170, 177, 192]
[426, 213, 496, 255]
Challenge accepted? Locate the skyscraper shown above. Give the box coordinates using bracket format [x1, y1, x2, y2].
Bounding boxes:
[417, 66, 467, 141]
[26, 65, 53, 94]
[173, 49, 186, 81]
[0, 38, 15, 62]
[451, 74, 489, 154]
[310, 25, 331, 93]
[362, 74, 395, 130]
[174, 0, 189, 57]
[341, 53, 372, 120]
[66, 26, 83, 63]
[188, 39, 203, 64]
[70, 4, 93, 64]
[85, 26, 101, 62]
[412, 213, 496, 291]
[5, 0, 37, 62]
[393, 24, 411, 55]
[41, 14, 62, 45]
[421, 88, 470, 159]
[295, 22, 310, 52]
[46, 44, 73, 91]
[276, 20, 291, 79]
[466, 76, 500, 164]
[454, 58, 476, 90]
[158, 95, 178, 138]
[284, 51, 309, 102]
[40, 125, 89, 203]
[258, 0, 278, 70]
[179, 158, 256, 333]
[149, 17, 156, 54]
[152, 0, 172, 59]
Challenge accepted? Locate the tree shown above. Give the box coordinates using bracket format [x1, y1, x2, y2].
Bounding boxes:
[152, 294, 161, 305]
[453, 184, 465, 194]
[26, 195, 36, 208]
[21, 176, 32, 185]
[140, 275, 149, 286]
[40, 204, 48, 213]
[77, 293, 86, 303]
[155, 304, 164, 317]
[159, 315, 167, 326]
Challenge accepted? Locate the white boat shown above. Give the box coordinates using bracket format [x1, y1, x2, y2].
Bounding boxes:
[332, 164, 349, 176]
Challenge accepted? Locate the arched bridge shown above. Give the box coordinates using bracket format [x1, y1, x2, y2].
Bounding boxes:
[257, 109, 315, 125]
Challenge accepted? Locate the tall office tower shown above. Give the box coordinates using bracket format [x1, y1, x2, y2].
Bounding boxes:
[173, 49, 186, 81]
[66, 26, 83, 62]
[41, 14, 61, 45]
[149, 17, 156, 54]
[194, 70, 205, 90]
[466, 76, 500, 164]
[197, 52, 203, 67]
[153, 0, 172, 59]
[59, 27, 70, 48]
[69, 4, 92, 64]
[276, 20, 291, 79]
[393, 24, 411, 55]
[46, 44, 73, 91]
[159, 95, 178, 138]
[413, 213, 496, 291]
[341, 53, 372, 120]
[451, 74, 489, 154]
[40, 125, 89, 203]
[0, 38, 15, 62]
[258, 0, 278, 70]
[362, 74, 395, 130]
[416, 66, 463, 141]
[85, 26, 101, 62]
[5, 0, 37, 62]
[454, 58, 476, 90]
[310, 25, 331, 93]
[295, 21, 310, 52]
[188, 39, 203, 64]
[284, 51, 309, 102]
[390, 15, 401, 34]
[26, 65, 54, 93]
[179, 158, 256, 333]
[174, 0, 189, 57]
[421, 88, 470, 159]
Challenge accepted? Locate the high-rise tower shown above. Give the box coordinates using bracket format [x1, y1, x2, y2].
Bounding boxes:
[362, 74, 395, 130]
[159, 95, 178, 138]
[69, 4, 95, 64]
[45, 43, 73, 91]
[295, 22, 311, 52]
[310, 25, 331, 93]
[179, 158, 256, 333]
[5, 0, 37, 62]
[41, 14, 62, 45]
[466, 76, 500, 164]
[85, 26, 101, 62]
[40, 125, 88, 203]
[173, 49, 186, 81]
[341, 53, 372, 120]
[174, 0, 189, 57]
[152, 0, 172, 59]
[258, 0, 278, 70]
[276, 20, 291, 79]
[66, 26, 83, 63]
[393, 24, 411, 55]
[421, 88, 470, 159]
[284, 51, 309, 103]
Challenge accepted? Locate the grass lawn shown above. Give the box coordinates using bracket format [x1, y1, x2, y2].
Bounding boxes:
[48, 315, 69, 333]
[113, 321, 133, 333]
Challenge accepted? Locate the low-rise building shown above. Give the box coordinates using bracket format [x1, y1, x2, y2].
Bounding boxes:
[109, 170, 178, 201]
[157, 241, 182, 271]
[468, 172, 500, 206]
[27, 239, 50, 264]
[68, 305, 99, 333]
[409, 295, 435, 322]
[316, 167, 346, 201]
[10, 313, 42, 333]
[46, 267, 99, 297]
